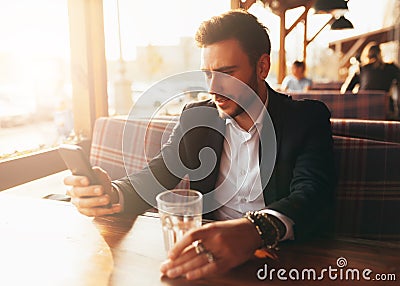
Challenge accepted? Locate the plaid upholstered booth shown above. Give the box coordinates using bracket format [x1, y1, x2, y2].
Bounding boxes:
[90, 116, 189, 189]
[90, 116, 177, 179]
[290, 90, 388, 120]
[90, 116, 400, 240]
[333, 136, 400, 240]
[331, 118, 400, 144]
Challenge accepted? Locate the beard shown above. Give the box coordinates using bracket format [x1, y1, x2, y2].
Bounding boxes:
[215, 71, 259, 120]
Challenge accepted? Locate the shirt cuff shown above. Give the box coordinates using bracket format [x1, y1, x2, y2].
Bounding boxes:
[111, 182, 124, 213]
[260, 209, 295, 241]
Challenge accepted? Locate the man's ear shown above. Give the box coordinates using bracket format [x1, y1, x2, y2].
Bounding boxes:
[257, 53, 270, 80]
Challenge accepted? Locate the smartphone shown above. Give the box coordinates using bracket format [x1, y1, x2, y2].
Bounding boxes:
[58, 144, 100, 185]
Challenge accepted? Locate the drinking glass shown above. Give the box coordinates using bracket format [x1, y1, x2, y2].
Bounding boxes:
[156, 189, 203, 253]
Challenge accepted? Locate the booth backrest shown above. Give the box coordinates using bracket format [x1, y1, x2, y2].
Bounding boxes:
[331, 118, 400, 144]
[332, 136, 400, 240]
[310, 81, 342, 91]
[90, 116, 400, 240]
[290, 90, 388, 120]
[90, 117, 177, 180]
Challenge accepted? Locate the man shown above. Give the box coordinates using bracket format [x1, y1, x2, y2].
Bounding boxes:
[343, 44, 399, 93]
[281, 60, 312, 92]
[64, 10, 335, 280]
[341, 43, 399, 113]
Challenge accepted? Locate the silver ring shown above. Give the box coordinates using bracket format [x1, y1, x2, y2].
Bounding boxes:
[192, 240, 206, 254]
[205, 251, 215, 263]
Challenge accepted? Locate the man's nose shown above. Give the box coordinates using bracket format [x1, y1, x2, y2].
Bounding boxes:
[207, 72, 224, 95]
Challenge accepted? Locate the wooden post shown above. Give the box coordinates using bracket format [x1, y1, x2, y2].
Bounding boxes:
[278, 11, 286, 83]
[67, 0, 108, 139]
[303, 12, 307, 64]
[231, 0, 240, 9]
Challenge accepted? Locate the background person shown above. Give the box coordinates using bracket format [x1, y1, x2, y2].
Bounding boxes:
[280, 60, 312, 92]
[341, 43, 400, 113]
[64, 10, 335, 280]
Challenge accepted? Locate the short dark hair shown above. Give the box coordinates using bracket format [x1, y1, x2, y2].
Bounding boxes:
[293, 60, 306, 69]
[195, 9, 271, 67]
[367, 44, 381, 60]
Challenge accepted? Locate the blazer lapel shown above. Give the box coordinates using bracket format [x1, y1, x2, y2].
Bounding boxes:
[260, 86, 284, 205]
[189, 102, 226, 194]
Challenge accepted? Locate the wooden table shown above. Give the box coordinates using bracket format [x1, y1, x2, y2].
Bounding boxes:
[0, 195, 398, 285]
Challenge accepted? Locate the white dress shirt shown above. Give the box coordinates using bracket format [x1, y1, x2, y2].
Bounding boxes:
[213, 102, 294, 241]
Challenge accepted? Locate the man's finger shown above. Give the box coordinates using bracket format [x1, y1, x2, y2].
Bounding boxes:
[70, 185, 104, 198]
[78, 205, 120, 217]
[64, 175, 89, 187]
[185, 260, 218, 280]
[160, 246, 197, 274]
[65, 187, 73, 197]
[70, 195, 110, 209]
[168, 224, 215, 259]
[165, 252, 209, 279]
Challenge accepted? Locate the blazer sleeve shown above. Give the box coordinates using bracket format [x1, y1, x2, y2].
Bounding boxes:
[267, 100, 336, 239]
[112, 112, 188, 214]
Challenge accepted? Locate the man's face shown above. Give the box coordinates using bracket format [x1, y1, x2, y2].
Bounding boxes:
[200, 39, 262, 119]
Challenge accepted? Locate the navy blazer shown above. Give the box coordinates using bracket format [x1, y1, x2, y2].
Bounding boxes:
[115, 85, 336, 239]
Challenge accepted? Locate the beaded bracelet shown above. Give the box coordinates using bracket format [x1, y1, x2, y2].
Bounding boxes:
[244, 211, 280, 250]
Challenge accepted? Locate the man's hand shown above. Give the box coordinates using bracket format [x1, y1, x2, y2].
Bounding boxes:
[64, 167, 122, 217]
[160, 218, 262, 280]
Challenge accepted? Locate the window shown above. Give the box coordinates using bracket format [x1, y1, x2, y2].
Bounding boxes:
[0, 1, 72, 161]
[102, 0, 230, 117]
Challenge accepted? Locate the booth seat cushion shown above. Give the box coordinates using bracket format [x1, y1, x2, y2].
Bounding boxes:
[331, 118, 400, 144]
[290, 91, 388, 120]
[333, 136, 400, 240]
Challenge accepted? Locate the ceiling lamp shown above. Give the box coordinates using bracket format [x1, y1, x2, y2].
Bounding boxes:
[313, 0, 349, 14]
[331, 15, 354, 30]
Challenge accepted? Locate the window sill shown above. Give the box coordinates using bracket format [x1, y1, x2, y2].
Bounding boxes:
[0, 140, 90, 191]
